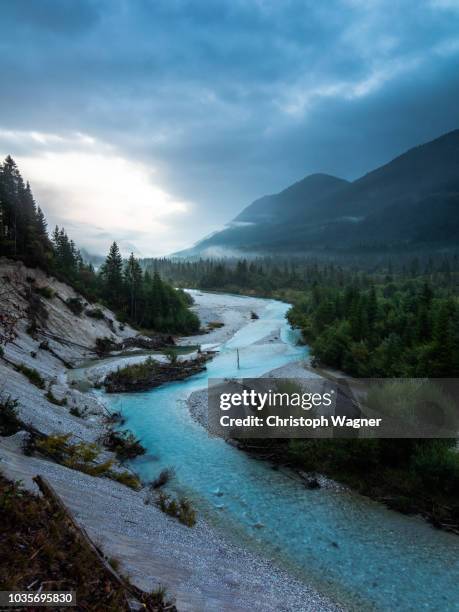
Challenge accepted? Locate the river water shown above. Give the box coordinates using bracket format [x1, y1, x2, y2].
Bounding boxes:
[106, 292, 459, 611]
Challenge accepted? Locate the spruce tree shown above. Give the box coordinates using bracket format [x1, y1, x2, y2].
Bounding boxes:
[124, 252, 143, 320]
[100, 242, 124, 309]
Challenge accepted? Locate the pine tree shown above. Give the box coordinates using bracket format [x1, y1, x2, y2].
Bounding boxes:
[100, 242, 124, 309]
[124, 252, 143, 320]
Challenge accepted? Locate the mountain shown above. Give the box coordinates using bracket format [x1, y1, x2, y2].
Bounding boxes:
[177, 129, 459, 257]
[234, 173, 349, 224]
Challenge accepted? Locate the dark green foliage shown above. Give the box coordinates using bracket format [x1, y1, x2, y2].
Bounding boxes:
[286, 438, 459, 529]
[15, 363, 45, 389]
[0, 157, 198, 336]
[95, 336, 120, 355]
[33, 433, 141, 490]
[0, 157, 53, 268]
[65, 296, 84, 316]
[103, 355, 208, 392]
[102, 429, 146, 461]
[34, 285, 54, 299]
[100, 242, 124, 310]
[288, 279, 459, 377]
[410, 440, 459, 496]
[150, 468, 173, 489]
[0, 395, 22, 435]
[85, 307, 105, 319]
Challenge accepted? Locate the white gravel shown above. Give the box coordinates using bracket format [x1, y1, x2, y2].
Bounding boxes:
[179, 290, 268, 346]
[0, 264, 342, 611]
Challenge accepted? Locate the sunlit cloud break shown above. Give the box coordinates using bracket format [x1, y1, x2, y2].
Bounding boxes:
[0, 129, 191, 257]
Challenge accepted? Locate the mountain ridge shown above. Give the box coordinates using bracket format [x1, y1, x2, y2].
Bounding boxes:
[175, 128, 459, 258]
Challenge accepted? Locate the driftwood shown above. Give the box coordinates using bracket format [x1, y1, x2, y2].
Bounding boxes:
[33, 475, 175, 611]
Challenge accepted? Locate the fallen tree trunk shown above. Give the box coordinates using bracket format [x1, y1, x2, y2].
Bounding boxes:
[33, 475, 176, 611]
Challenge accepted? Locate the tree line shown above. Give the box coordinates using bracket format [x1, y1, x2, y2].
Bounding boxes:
[0, 156, 199, 334]
[143, 254, 459, 295]
[288, 280, 459, 377]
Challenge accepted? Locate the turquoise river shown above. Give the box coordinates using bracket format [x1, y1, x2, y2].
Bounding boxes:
[106, 292, 459, 611]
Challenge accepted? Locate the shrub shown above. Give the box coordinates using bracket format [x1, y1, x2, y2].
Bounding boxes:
[208, 321, 224, 330]
[164, 348, 178, 364]
[69, 405, 88, 418]
[34, 433, 141, 490]
[104, 356, 158, 387]
[156, 492, 196, 527]
[15, 363, 45, 389]
[103, 411, 125, 425]
[26, 322, 37, 336]
[0, 396, 22, 435]
[150, 468, 174, 490]
[85, 308, 105, 320]
[35, 285, 54, 299]
[21, 434, 35, 456]
[411, 440, 459, 496]
[65, 297, 84, 316]
[45, 389, 67, 406]
[111, 471, 142, 490]
[95, 336, 119, 355]
[102, 429, 146, 461]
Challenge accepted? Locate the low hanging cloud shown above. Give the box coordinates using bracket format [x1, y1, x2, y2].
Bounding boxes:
[0, 0, 458, 255]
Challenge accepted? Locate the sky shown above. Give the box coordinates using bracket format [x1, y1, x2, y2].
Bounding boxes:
[0, 0, 459, 257]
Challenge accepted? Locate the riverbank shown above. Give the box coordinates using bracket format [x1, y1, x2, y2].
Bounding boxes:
[188, 355, 459, 535]
[0, 265, 341, 611]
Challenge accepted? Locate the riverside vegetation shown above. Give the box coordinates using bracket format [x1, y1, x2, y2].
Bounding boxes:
[146, 257, 459, 532]
[103, 354, 211, 393]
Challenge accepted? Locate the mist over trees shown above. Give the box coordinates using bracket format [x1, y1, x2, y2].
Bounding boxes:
[0, 156, 198, 334]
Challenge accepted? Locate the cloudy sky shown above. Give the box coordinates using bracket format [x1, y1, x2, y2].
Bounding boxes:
[1, 0, 459, 256]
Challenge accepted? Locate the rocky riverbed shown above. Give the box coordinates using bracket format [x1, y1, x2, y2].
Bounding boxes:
[0, 263, 341, 612]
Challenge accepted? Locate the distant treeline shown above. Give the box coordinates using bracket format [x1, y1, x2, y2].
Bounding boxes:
[142, 257, 459, 377]
[0, 156, 198, 334]
[142, 254, 459, 294]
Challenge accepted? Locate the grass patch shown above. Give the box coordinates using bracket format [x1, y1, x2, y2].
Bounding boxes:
[34, 285, 54, 299]
[15, 363, 45, 389]
[85, 307, 105, 319]
[45, 389, 67, 406]
[32, 433, 141, 490]
[156, 492, 196, 527]
[111, 471, 142, 490]
[207, 320, 224, 330]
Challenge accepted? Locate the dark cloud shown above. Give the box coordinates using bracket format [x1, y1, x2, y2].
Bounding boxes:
[0, 0, 458, 253]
